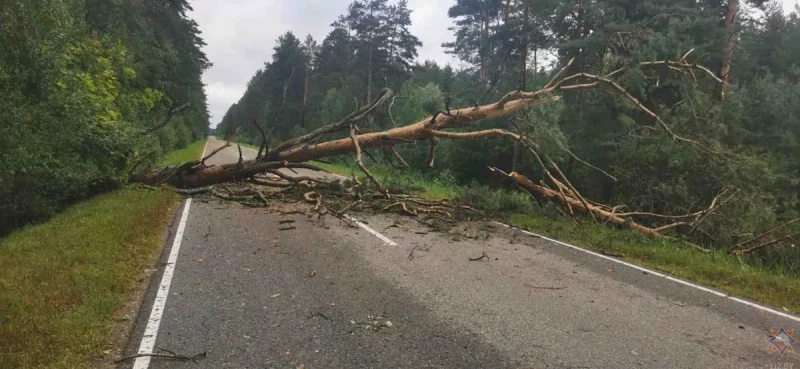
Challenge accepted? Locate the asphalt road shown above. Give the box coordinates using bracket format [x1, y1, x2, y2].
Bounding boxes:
[122, 138, 800, 368]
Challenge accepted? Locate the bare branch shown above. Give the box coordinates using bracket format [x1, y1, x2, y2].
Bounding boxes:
[350, 124, 388, 197]
[427, 137, 439, 168]
[732, 233, 798, 256]
[390, 147, 410, 168]
[269, 88, 393, 156]
[144, 102, 191, 134]
[201, 142, 232, 165]
[733, 218, 800, 250]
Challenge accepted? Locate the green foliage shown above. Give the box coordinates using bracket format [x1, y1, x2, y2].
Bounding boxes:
[0, 0, 209, 234]
[220, 0, 800, 271]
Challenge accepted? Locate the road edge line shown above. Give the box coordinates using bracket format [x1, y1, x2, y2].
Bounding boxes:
[493, 221, 800, 323]
[132, 199, 193, 369]
[200, 139, 209, 158]
[344, 214, 398, 246]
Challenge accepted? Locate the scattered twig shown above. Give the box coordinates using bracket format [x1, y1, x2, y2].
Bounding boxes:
[469, 252, 489, 261]
[201, 142, 232, 165]
[528, 286, 568, 290]
[115, 349, 206, 364]
[407, 245, 419, 261]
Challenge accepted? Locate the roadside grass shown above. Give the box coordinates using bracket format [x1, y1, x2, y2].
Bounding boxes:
[314, 161, 800, 314]
[160, 139, 208, 167]
[0, 141, 203, 368]
[313, 161, 459, 200]
[0, 188, 179, 369]
[509, 214, 800, 314]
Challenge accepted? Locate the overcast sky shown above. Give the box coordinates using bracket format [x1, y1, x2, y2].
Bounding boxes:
[190, 0, 798, 127]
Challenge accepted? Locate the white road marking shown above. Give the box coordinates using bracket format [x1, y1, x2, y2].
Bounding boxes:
[494, 222, 800, 323]
[344, 214, 397, 246]
[200, 139, 209, 158]
[133, 199, 193, 369]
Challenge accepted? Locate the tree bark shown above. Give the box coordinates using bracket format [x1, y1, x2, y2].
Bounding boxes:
[519, 3, 529, 90]
[367, 45, 373, 104]
[718, 0, 738, 101]
[481, 12, 490, 85]
[301, 65, 310, 127]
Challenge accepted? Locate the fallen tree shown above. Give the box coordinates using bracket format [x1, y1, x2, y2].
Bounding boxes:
[133, 52, 740, 243]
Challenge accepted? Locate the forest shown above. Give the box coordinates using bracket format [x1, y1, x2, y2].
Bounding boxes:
[211, 0, 800, 270]
[0, 0, 210, 233]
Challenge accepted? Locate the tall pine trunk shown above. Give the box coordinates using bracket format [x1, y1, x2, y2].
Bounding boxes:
[301, 65, 310, 127]
[481, 14, 489, 85]
[367, 45, 373, 104]
[518, 4, 529, 90]
[718, 0, 738, 101]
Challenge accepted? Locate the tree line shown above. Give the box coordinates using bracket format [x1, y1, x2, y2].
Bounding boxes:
[0, 0, 210, 233]
[220, 0, 800, 266]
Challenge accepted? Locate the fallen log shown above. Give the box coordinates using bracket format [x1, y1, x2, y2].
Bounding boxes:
[132, 52, 731, 243]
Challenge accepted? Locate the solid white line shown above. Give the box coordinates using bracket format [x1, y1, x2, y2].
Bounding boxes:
[344, 214, 397, 246]
[200, 139, 209, 159]
[494, 221, 800, 323]
[133, 199, 193, 369]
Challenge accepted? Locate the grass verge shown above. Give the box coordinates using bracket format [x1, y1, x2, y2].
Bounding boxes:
[315, 161, 800, 314]
[0, 188, 180, 369]
[0, 141, 204, 368]
[161, 139, 208, 167]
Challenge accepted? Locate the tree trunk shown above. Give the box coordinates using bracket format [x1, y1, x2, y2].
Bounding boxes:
[519, 4, 529, 90]
[718, 0, 738, 101]
[481, 13, 490, 85]
[367, 45, 373, 104]
[301, 65, 310, 127]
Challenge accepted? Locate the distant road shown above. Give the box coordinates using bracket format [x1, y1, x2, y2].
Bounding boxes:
[122, 137, 799, 368]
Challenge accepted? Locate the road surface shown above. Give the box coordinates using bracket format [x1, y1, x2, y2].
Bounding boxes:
[122, 137, 799, 368]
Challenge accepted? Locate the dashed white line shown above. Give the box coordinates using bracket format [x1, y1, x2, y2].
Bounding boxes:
[133, 199, 193, 369]
[344, 214, 397, 246]
[494, 222, 800, 323]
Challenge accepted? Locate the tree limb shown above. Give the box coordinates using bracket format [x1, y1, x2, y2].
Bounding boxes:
[144, 102, 191, 134]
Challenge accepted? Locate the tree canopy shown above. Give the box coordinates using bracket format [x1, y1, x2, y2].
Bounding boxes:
[0, 0, 210, 233]
[218, 0, 800, 269]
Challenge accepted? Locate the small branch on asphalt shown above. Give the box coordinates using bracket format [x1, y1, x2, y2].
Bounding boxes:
[469, 252, 489, 261]
[407, 245, 419, 261]
[201, 142, 232, 165]
[115, 349, 206, 364]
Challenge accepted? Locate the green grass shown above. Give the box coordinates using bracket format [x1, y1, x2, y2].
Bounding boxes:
[160, 139, 208, 167]
[0, 188, 179, 368]
[316, 160, 800, 314]
[508, 214, 800, 314]
[313, 161, 459, 200]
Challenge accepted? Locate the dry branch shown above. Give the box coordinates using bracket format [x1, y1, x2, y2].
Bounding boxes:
[132, 52, 730, 245]
[144, 102, 191, 134]
[202, 142, 232, 165]
[351, 124, 388, 197]
[731, 233, 797, 256]
[390, 147, 410, 168]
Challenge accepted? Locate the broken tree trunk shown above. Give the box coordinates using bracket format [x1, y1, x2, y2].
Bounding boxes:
[718, 0, 739, 101]
[133, 52, 728, 241]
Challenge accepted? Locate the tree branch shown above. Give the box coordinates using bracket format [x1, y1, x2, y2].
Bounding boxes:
[144, 102, 191, 134]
